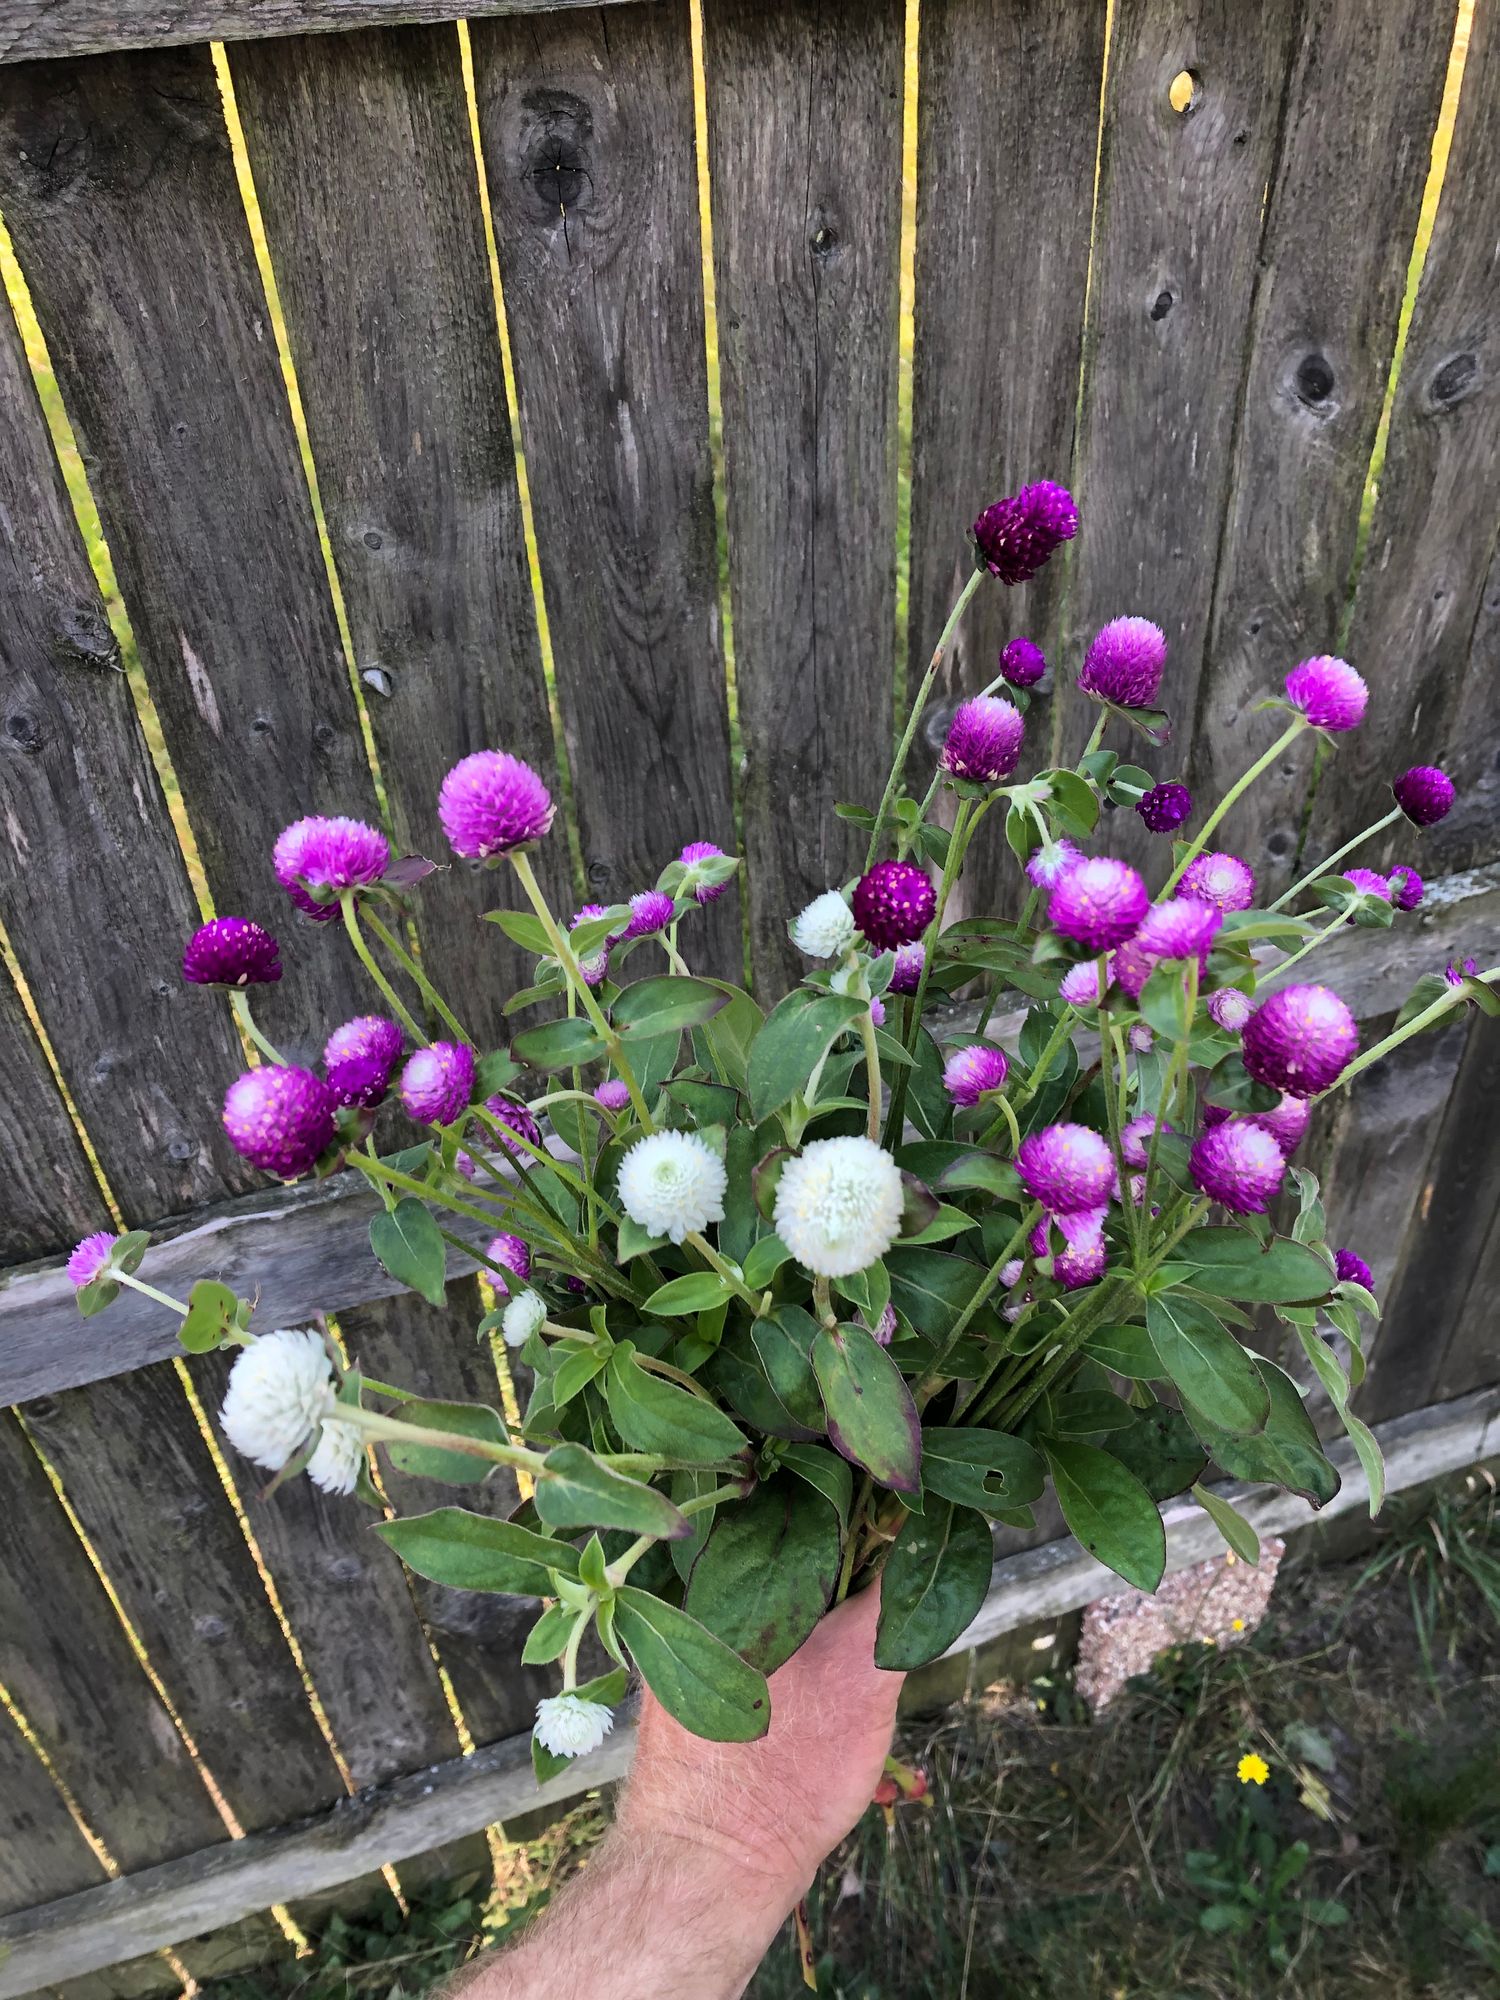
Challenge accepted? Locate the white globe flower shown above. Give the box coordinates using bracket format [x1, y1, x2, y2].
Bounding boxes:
[774, 1136, 904, 1279]
[220, 1328, 336, 1474]
[534, 1692, 614, 1760]
[791, 890, 855, 959]
[502, 1288, 548, 1349]
[306, 1418, 365, 1496]
[617, 1130, 727, 1245]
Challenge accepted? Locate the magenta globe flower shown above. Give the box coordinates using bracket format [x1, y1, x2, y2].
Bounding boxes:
[1190, 1121, 1286, 1215]
[1048, 856, 1148, 952]
[1030, 1209, 1108, 1291]
[887, 941, 925, 996]
[594, 1079, 631, 1113]
[1078, 617, 1167, 709]
[1389, 865, 1424, 912]
[1343, 867, 1392, 906]
[274, 816, 390, 920]
[972, 480, 1078, 585]
[182, 917, 282, 987]
[485, 1094, 543, 1156]
[484, 1232, 531, 1297]
[223, 1065, 337, 1178]
[1179, 851, 1256, 914]
[999, 636, 1047, 688]
[1242, 984, 1358, 1098]
[1119, 1114, 1172, 1169]
[1109, 936, 1153, 1001]
[624, 890, 675, 940]
[679, 840, 729, 904]
[940, 695, 1025, 783]
[1017, 1123, 1115, 1215]
[67, 1230, 117, 1288]
[399, 1042, 476, 1126]
[1136, 781, 1192, 834]
[324, 1016, 404, 1109]
[1393, 765, 1454, 827]
[1060, 960, 1108, 1008]
[1285, 655, 1367, 733]
[942, 1043, 1009, 1106]
[568, 903, 615, 987]
[1334, 1248, 1374, 1292]
[1207, 988, 1251, 1034]
[438, 751, 554, 860]
[1245, 1093, 1311, 1157]
[852, 860, 936, 950]
[1026, 839, 1083, 891]
[1135, 896, 1222, 966]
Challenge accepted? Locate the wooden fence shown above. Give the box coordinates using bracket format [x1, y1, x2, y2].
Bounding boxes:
[1, 0, 1498, 1990]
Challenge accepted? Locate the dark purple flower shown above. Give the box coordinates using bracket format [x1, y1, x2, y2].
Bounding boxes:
[1334, 1248, 1374, 1293]
[1244, 1094, 1311, 1157]
[67, 1230, 117, 1288]
[485, 1094, 543, 1156]
[887, 941, 926, 996]
[438, 751, 554, 860]
[1135, 895, 1222, 967]
[1136, 782, 1193, 834]
[1190, 1121, 1286, 1215]
[1017, 1123, 1115, 1215]
[1207, 988, 1251, 1034]
[399, 1042, 476, 1126]
[852, 860, 936, 950]
[1048, 856, 1148, 952]
[594, 1079, 631, 1113]
[182, 917, 283, 987]
[273, 817, 390, 920]
[940, 695, 1026, 783]
[999, 636, 1047, 688]
[1389, 865, 1424, 912]
[485, 1232, 531, 1298]
[1029, 1208, 1108, 1291]
[223, 1064, 338, 1178]
[1119, 1115, 1171, 1169]
[1242, 984, 1358, 1098]
[1445, 956, 1479, 990]
[624, 890, 675, 940]
[972, 481, 1078, 585]
[1285, 656, 1367, 733]
[1026, 839, 1084, 891]
[1393, 765, 1454, 827]
[1202, 1103, 1232, 1130]
[942, 1042, 1009, 1106]
[1179, 851, 1257, 914]
[1078, 617, 1167, 709]
[324, 1016, 404, 1108]
[679, 841, 730, 904]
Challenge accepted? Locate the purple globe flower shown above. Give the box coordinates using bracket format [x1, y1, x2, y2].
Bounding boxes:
[594, 1079, 631, 1113]
[1109, 936, 1153, 1001]
[866, 1303, 898, 1347]
[485, 1232, 532, 1297]
[1342, 867, 1392, 908]
[1017, 1123, 1116, 1215]
[852, 860, 936, 950]
[568, 903, 615, 987]
[453, 1151, 478, 1180]
[887, 941, 926, 996]
[1135, 896, 1222, 966]
[1207, 988, 1251, 1034]
[1244, 1094, 1311, 1158]
[1078, 617, 1167, 709]
[1136, 781, 1193, 834]
[1030, 1209, 1108, 1291]
[972, 480, 1078, 585]
[273, 817, 390, 920]
[1179, 851, 1257, 914]
[869, 996, 887, 1029]
[940, 695, 1026, 783]
[399, 1042, 476, 1126]
[1119, 1114, 1172, 1169]
[1129, 1022, 1155, 1053]
[1202, 1103, 1232, 1130]
[67, 1230, 117, 1289]
[1060, 960, 1108, 1008]
[999, 636, 1047, 688]
[624, 890, 676, 940]
[1389, 865, 1424, 912]
[1047, 856, 1148, 952]
[1393, 765, 1454, 827]
[438, 750, 554, 860]
[942, 1042, 1009, 1106]
[1334, 1248, 1374, 1292]
[324, 1016, 404, 1109]
[1242, 984, 1358, 1098]
[223, 1065, 337, 1179]
[182, 917, 283, 987]
[679, 840, 730, 904]
[1190, 1121, 1286, 1215]
[1026, 839, 1084, 891]
[485, 1094, 543, 1156]
[1446, 955, 1479, 989]
[1285, 655, 1367, 733]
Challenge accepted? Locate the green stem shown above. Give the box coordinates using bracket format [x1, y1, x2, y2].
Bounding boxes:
[341, 1402, 548, 1475]
[1269, 806, 1401, 912]
[560, 1608, 590, 1692]
[1140, 963, 1198, 1233]
[1096, 973, 1137, 1260]
[228, 988, 286, 1066]
[1010, 884, 1040, 943]
[812, 1275, 838, 1332]
[1258, 907, 1351, 989]
[834, 1473, 874, 1603]
[684, 1231, 761, 1311]
[117, 1271, 188, 1316]
[1012, 1005, 1077, 1109]
[1161, 719, 1308, 897]
[341, 894, 427, 1046]
[363, 910, 473, 1046]
[978, 1091, 1022, 1158]
[866, 568, 983, 868]
[1079, 710, 1108, 765]
[1317, 975, 1497, 1097]
[920, 1202, 1044, 1392]
[358, 1376, 416, 1402]
[883, 796, 978, 1145]
[858, 1003, 883, 1143]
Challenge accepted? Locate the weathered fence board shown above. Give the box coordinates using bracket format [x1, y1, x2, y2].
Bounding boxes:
[470, 0, 741, 977]
[0, 966, 104, 1263]
[1426, 537, 1500, 879]
[0, 1715, 108, 1918]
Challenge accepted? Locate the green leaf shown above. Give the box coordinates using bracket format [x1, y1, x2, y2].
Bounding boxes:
[1166, 1228, 1336, 1304]
[684, 1479, 840, 1673]
[1190, 1482, 1261, 1563]
[1146, 1293, 1270, 1436]
[886, 1248, 990, 1344]
[811, 1323, 921, 1494]
[1138, 962, 1193, 1043]
[747, 990, 867, 1123]
[521, 1601, 575, 1664]
[551, 1341, 611, 1408]
[616, 1215, 666, 1262]
[1395, 970, 1453, 1030]
[691, 983, 763, 1094]
[511, 1015, 610, 1072]
[376, 1508, 580, 1593]
[613, 1587, 770, 1741]
[1083, 1322, 1164, 1381]
[1103, 1403, 1208, 1501]
[749, 1307, 826, 1436]
[534, 1442, 692, 1539]
[741, 1233, 791, 1290]
[482, 908, 554, 954]
[602, 1344, 748, 1464]
[1182, 1359, 1340, 1508]
[369, 1198, 447, 1307]
[706, 1329, 817, 1441]
[875, 1501, 993, 1669]
[1044, 1440, 1166, 1592]
[179, 1279, 239, 1354]
[613, 975, 730, 1040]
[385, 1399, 510, 1485]
[1295, 1325, 1385, 1514]
[940, 1154, 1023, 1202]
[921, 1430, 1045, 1515]
[77, 1274, 121, 1317]
[1038, 767, 1100, 840]
[899, 1202, 978, 1248]
[112, 1229, 150, 1274]
[1045, 1390, 1136, 1438]
[776, 1442, 854, 1524]
[1203, 1052, 1281, 1113]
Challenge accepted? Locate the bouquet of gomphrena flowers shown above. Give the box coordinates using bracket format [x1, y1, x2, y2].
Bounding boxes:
[72, 480, 1497, 1780]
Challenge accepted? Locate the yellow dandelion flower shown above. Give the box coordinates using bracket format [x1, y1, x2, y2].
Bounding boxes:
[1237, 1752, 1270, 1786]
[1231, 1617, 1245, 1632]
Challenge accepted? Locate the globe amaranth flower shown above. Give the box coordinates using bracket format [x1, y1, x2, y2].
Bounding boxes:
[67, 1230, 118, 1288]
[999, 636, 1047, 688]
[182, 917, 282, 987]
[501, 1288, 548, 1349]
[1060, 960, 1108, 1009]
[1129, 1022, 1155, 1053]
[1179, 851, 1256, 914]
[1017, 1123, 1116, 1215]
[679, 840, 730, 904]
[399, 1042, 476, 1126]
[1445, 955, 1479, 990]
[485, 1094, 543, 1157]
[1284, 656, 1367, 733]
[624, 889, 675, 940]
[972, 481, 1078, 585]
[852, 860, 936, 950]
[485, 1232, 531, 1297]
[1208, 988, 1251, 1034]
[1190, 1121, 1286, 1215]
[1048, 856, 1148, 953]
[1109, 936, 1153, 1001]
[1078, 617, 1167, 709]
[220, 1328, 337, 1475]
[1244, 1094, 1311, 1157]
[568, 903, 615, 987]
[534, 1693, 613, 1761]
[1030, 1208, 1108, 1291]
[792, 890, 856, 960]
[224, 1065, 337, 1178]
[1342, 867, 1392, 909]
[942, 1042, 1009, 1106]
[940, 695, 1026, 783]
[453, 1151, 478, 1180]
[862, 1302, 898, 1347]
[594, 1079, 631, 1113]
[438, 750, 554, 860]
[1389, 865, 1423, 912]
[274, 817, 391, 920]
[1393, 765, 1454, 827]
[1334, 1247, 1374, 1292]
[1026, 839, 1084, 891]
[774, 1136, 904, 1278]
[1242, 984, 1358, 1098]
[324, 1015, 404, 1109]
[887, 941, 926, 996]
[618, 1130, 727, 1245]
[1119, 1115, 1172, 1169]
[1136, 782, 1193, 834]
[1135, 895, 1222, 967]
[306, 1419, 366, 1496]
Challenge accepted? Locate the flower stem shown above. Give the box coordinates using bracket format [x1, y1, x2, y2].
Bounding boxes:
[883, 795, 979, 1145]
[1316, 974, 1496, 1096]
[919, 1202, 1043, 1393]
[866, 568, 983, 868]
[1079, 710, 1107, 765]
[341, 893, 428, 1046]
[1161, 719, 1308, 897]
[1258, 907, 1350, 989]
[1269, 806, 1401, 912]
[812, 1275, 838, 1332]
[560, 1608, 590, 1691]
[362, 909, 473, 1046]
[684, 1231, 761, 1311]
[340, 1401, 548, 1475]
[834, 1473, 874, 1603]
[858, 1004, 883, 1143]
[1012, 1005, 1077, 1109]
[117, 1271, 188, 1316]
[228, 988, 287, 1066]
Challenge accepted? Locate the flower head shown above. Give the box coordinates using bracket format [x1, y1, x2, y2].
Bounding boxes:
[1389, 865, 1424, 912]
[594, 1079, 631, 1113]
[774, 1136, 904, 1278]
[324, 1016, 404, 1108]
[1135, 896, 1222, 966]
[1207, 988, 1251, 1034]
[1242, 984, 1358, 1098]
[399, 1042, 476, 1126]
[220, 1328, 337, 1473]
[1060, 961, 1109, 1009]
[852, 861, 936, 950]
[1180, 851, 1256, 914]
[485, 1232, 531, 1297]
[224, 1065, 337, 1178]
[306, 1420, 365, 1496]
[624, 890, 675, 940]
[1016, 1123, 1115, 1215]
[1446, 955, 1479, 989]
[942, 1042, 1009, 1106]
[453, 1152, 477, 1180]
[1285, 656, 1367, 733]
[485, 1095, 543, 1157]
[567, 903, 615, 987]
[182, 917, 283, 987]
[618, 1131, 727, 1245]
[67, 1230, 117, 1289]
[534, 1693, 614, 1761]
[1079, 617, 1167, 709]
[273, 817, 390, 919]
[1190, 1122, 1286, 1214]
[1136, 782, 1193, 834]
[438, 751, 554, 859]
[999, 636, 1047, 688]
[679, 840, 730, 904]
[972, 481, 1078, 585]
[1030, 1208, 1108, 1291]
[1119, 1115, 1171, 1169]
[501, 1289, 547, 1349]
[1244, 1093, 1311, 1157]
[1393, 765, 1454, 827]
[865, 1303, 898, 1347]
[1109, 936, 1154, 1001]
[1026, 839, 1084, 891]
[1048, 856, 1148, 952]
[887, 941, 926, 996]
[1334, 1248, 1374, 1292]
[792, 890, 856, 960]
[1237, 1753, 1270, 1788]
[940, 695, 1026, 783]
[1343, 866, 1392, 908]
[1129, 1022, 1155, 1053]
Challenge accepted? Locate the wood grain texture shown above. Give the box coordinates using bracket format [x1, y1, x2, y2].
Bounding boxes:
[1055, 0, 1301, 881]
[1420, 537, 1500, 879]
[0, 46, 378, 1058]
[0, 960, 105, 1262]
[0, 1712, 107, 1919]
[701, 0, 903, 996]
[1316, 0, 1500, 869]
[1193, 0, 1454, 892]
[228, 24, 573, 1033]
[470, 0, 740, 978]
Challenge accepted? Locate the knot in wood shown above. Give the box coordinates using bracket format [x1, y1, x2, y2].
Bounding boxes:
[1294, 351, 1336, 409]
[518, 89, 595, 222]
[1429, 352, 1478, 411]
[1149, 289, 1174, 322]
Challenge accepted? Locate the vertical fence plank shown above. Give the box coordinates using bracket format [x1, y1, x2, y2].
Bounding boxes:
[0, 968, 103, 1261]
[1422, 540, 1500, 878]
[470, 0, 740, 978]
[227, 25, 574, 1032]
[0, 1715, 106, 1918]
[701, 0, 904, 996]
[1054, 0, 1301, 879]
[1192, 0, 1454, 892]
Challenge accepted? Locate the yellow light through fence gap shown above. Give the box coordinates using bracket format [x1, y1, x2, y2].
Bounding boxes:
[1168, 69, 1199, 115]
